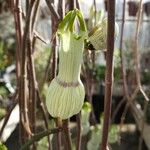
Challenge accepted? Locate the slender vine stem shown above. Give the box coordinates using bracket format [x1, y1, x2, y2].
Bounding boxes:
[11, 0, 26, 144]
[63, 119, 72, 150]
[119, 0, 129, 98]
[117, 1, 149, 149]
[76, 0, 81, 10]
[36, 88, 52, 150]
[31, 0, 40, 30]
[19, 0, 38, 144]
[56, 118, 62, 150]
[76, 113, 82, 150]
[135, 1, 149, 149]
[58, 0, 65, 20]
[83, 52, 97, 125]
[45, 0, 60, 22]
[68, 0, 75, 10]
[101, 0, 116, 149]
[11, 0, 23, 80]
[27, 0, 40, 137]
[20, 128, 62, 150]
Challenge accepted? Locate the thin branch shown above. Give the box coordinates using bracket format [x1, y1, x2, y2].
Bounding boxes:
[26, 0, 41, 136]
[51, 29, 58, 80]
[26, 1, 51, 149]
[116, 18, 150, 22]
[134, 1, 150, 149]
[138, 100, 149, 150]
[68, 0, 76, 10]
[111, 97, 126, 123]
[58, 0, 65, 20]
[116, 0, 130, 130]
[20, 0, 37, 143]
[55, 118, 63, 150]
[26, 0, 30, 14]
[40, 48, 53, 89]
[11, 0, 27, 144]
[45, 0, 60, 22]
[76, 113, 82, 150]
[115, 0, 149, 148]
[24, 3, 43, 149]
[82, 57, 97, 125]
[36, 88, 52, 150]
[120, 86, 139, 128]
[63, 119, 72, 150]
[101, 0, 116, 149]
[134, 0, 143, 87]
[27, 33, 37, 149]
[133, 0, 149, 102]
[119, 0, 129, 98]
[20, 128, 62, 150]
[76, 0, 81, 10]
[11, 0, 23, 81]
[34, 30, 50, 44]
[31, 0, 40, 30]
[140, 87, 149, 102]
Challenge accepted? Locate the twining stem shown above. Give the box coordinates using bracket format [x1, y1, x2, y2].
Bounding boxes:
[27, 0, 40, 138]
[31, 0, 40, 30]
[134, 0, 142, 87]
[11, 0, 28, 144]
[76, 0, 81, 10]
[111, 97, 126, 123]
[58, 0, 65, 20]
[2, 1, 23, 142]
[68, 0, 76, 10]
[63, 119, 72, 150]
[117, 1, 149, 149]
[11, 0, 23, 80]
[83, 55, 97, 125]
[20, 0, 34, 146]
[113, 0, 129, 130]
[20, 128, 62, 150]
[138, 100, 149, 150]
[119, 0, 129, 98]
[56, 118, 62, 150]
[76, 113, 82, 150]
[101, 0, 116, 149]
[45, 0, 60, 22]
[36, 88, 52, 150]
[28, 1, 54, 149]
[135, 1, 149, 150]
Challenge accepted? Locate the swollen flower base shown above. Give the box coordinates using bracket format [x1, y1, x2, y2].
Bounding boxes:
[46, 9, 87, 120]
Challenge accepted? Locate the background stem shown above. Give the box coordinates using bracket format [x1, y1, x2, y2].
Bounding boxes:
[101, 0, 116, 149]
